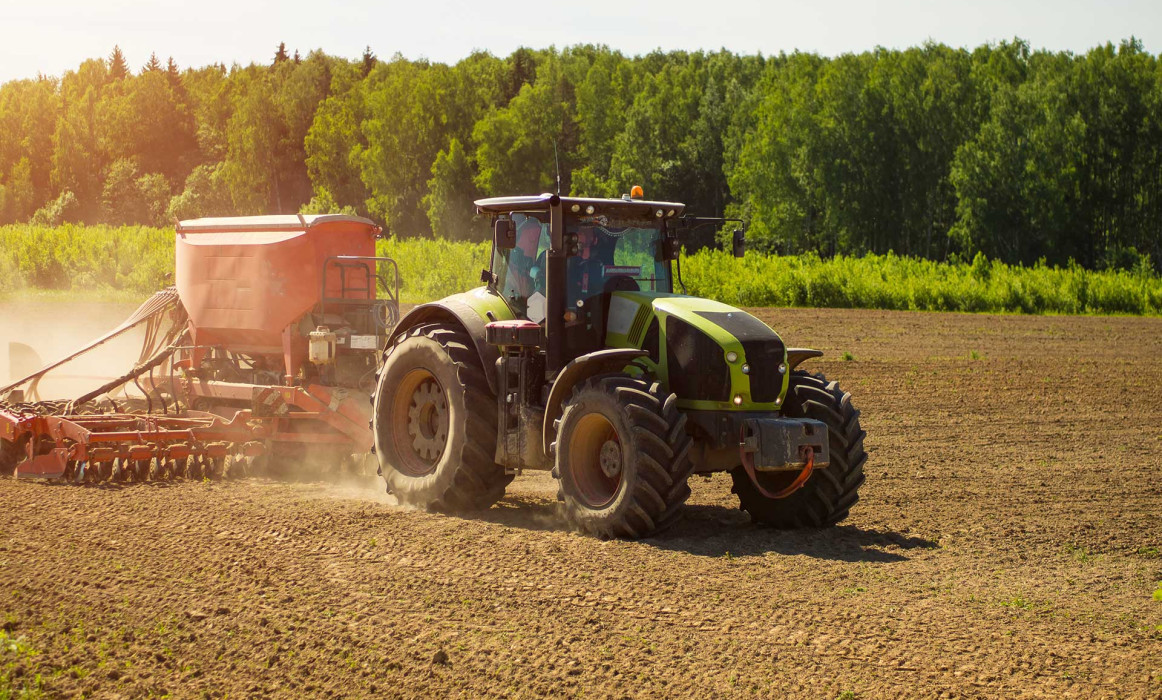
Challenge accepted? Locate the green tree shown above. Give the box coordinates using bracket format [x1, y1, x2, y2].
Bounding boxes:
[108, 45, 129, 80]
[361, 59, 470, 235]
[29, 189, 79, 226]
[221, 68, 285, 212]
[143, 53, 162, 73]
[51, 59, 111, 221]
[0, 157, 35, 223]
[182, 64, 233, 162]
[304, 60, 371, 213]
[101, 157, 147, 223]
[425, 138, 483, 240]
[0, 76, 60, 212]
[167, 162, 234, 220]
[97, 69, 199, 184]
[950, 51, 1086, 265]
[728, 52, 826, 253]
[361, 46, 376, 77]
[473, 53, 573, 197]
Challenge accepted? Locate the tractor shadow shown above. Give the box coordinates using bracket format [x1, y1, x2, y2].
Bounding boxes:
[477, 495, 935, 563]
[647, 504, 937, 562]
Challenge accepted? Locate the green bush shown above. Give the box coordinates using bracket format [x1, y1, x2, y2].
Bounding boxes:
[2, 225, 1160, 315]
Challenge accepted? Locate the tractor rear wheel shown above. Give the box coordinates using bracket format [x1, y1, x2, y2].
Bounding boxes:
[731, 369, 867, 527]
[373, 323, 512, 511]
[552, 374, 694, 539]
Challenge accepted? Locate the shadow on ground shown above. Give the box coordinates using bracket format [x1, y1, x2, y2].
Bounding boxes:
[650, 504, 936, 562]
[472, 494, 936, 563]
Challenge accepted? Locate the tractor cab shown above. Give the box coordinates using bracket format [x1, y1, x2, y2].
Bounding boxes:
[479, 192, 685, 370]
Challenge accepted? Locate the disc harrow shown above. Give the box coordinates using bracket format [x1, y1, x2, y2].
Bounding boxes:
[0, 398, 266, 482]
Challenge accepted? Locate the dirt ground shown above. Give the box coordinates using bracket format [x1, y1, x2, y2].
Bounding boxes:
[2, 307, 1161, 699]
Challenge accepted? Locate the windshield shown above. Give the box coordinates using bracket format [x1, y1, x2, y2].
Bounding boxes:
[565, 216, 670, 311]
[489, 212, 671, 323]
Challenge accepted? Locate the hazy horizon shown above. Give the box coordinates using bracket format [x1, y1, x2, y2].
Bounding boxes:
[3, 0, 1161, 83]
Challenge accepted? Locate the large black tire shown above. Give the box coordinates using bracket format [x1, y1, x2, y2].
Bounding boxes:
[731, 369, 867, 527]
[373, 323, 512, 511]
[552, 374, 694, 539]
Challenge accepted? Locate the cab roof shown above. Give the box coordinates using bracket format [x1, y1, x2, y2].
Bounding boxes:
[474, 194, 685, 219]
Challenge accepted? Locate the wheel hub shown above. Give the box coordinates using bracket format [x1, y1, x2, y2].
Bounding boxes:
[407, 379, 448, 461]
[599, 439, 622, 478]
[567, 413, 623, 508]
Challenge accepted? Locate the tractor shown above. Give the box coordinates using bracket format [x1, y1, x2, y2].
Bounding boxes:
[372, 190, 867, 538]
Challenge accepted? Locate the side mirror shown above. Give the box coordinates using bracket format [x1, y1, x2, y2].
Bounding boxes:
[732, 229, 746, 258]
[493, 218, 516, 250]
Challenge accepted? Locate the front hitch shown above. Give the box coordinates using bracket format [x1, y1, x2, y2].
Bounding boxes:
[739, 417, 829, 499]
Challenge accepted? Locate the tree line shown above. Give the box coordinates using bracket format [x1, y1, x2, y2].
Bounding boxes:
[0, 39, 1159, 271]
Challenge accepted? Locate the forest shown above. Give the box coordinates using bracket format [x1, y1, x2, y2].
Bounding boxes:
[0, 39, 1160, 273]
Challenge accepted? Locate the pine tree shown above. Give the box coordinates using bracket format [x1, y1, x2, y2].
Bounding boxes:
[361, 46, 376, 77]
[273, 42, 289, 64]
[109, 45, 129, 80]
[143, 52, 162, 73]
[293, 50, 301, 64]
[165, 57, 181, 87]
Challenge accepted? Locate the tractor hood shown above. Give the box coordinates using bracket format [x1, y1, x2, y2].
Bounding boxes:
[605, 292, 789, 411]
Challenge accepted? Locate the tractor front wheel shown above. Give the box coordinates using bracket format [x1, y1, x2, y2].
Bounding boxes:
[373, 323, 511, 511]
[731, 369, 867, 527]
[552, 374, 694, 539]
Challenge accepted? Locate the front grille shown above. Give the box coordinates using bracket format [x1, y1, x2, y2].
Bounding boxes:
[695, 310, 785, 404]
[666, 317, 730, 402]
[741, 339, 785, 402]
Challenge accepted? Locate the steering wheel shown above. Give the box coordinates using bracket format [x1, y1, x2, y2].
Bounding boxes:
[604, 275, 640, 293]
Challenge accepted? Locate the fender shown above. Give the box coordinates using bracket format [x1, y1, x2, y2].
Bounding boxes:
[542, 348, 648, 455]
[786, 347, 823, 370]
[391, 299, 502, 395]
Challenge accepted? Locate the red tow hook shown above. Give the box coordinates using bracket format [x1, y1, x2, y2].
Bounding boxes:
[740, 432, 816, 500]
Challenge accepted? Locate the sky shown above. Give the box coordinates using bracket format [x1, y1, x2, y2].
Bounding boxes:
[2, 0, 1161, 83]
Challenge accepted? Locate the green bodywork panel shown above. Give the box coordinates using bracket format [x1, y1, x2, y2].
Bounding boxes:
[445, 286, 515, 324]
[441, 286, 787, 412]
[604, 291, 788, 411]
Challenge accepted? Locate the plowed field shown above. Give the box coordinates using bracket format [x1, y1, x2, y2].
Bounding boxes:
[2, 307, 1161, 699]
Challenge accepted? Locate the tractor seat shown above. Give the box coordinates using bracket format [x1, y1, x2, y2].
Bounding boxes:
[485, 319, 543, 348]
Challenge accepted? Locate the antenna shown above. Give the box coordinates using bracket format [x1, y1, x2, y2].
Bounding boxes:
[553, 141, 561, 196]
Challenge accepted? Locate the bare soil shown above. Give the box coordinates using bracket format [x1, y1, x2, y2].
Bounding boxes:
[2, 307, 1161, 699]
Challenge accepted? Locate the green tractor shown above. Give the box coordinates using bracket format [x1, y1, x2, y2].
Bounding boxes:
[372, 191, 866, 538]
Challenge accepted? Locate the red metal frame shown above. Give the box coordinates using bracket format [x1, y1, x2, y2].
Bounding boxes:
[1, 216, 384, 481]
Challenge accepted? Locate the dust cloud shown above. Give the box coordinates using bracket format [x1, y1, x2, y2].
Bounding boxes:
[0, 298, 147, 399]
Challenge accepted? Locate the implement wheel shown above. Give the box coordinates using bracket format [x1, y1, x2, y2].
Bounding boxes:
[552, 374, 694, 539]
[730, 369, 867, 527]
[373, 323, 512, 511]
[0, 438, 17, 478]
